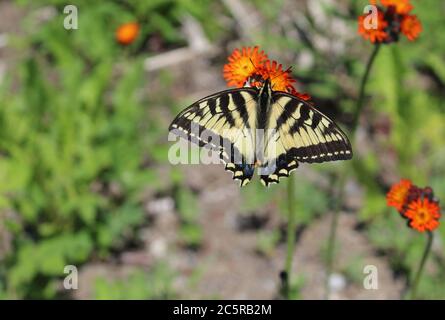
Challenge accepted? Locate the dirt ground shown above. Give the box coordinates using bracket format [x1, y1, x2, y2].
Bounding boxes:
[73, 163, 405, 299]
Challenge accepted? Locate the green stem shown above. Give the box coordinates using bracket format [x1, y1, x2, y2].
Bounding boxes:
[409, 231, 433, 299]
[352, 44, 381, 132]
[324, 44, 381, 299]
[323, 170, 346, 299]
[283, 175, 296, 299]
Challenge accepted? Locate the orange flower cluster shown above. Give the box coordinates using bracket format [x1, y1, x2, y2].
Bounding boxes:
[223, 46, 311, 101]
[116, 22, 140, 45]
[387, 179, 441, 232]
[358, 0, 422, 44]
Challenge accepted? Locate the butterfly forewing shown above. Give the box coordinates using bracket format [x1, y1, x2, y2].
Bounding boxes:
[258, 92, 352, 186]
[274, 92, 352, 161]
[169, 88, 258, 186]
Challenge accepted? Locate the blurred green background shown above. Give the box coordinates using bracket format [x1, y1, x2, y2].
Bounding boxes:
[0, 0, 444, 299]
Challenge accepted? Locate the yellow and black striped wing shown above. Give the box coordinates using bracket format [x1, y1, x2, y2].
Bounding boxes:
[259, 92, 352, 186]
[169, 88, 258, 186]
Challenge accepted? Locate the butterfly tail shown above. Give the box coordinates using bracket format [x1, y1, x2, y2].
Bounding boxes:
[259, 155, 299, 187]
[224, 162, 255, 187]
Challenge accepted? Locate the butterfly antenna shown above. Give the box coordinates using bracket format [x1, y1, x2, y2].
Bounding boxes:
[269, 66, 293, 90]
[249, 58, 259, 73]
[270, 66, 292, 82]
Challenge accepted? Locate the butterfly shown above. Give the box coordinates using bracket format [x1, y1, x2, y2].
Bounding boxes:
[169, 78, 352, 187]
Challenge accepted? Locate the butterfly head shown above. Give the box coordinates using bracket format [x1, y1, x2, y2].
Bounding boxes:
[258, 77, 273, 104]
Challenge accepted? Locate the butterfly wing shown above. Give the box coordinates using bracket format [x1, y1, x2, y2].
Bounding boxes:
[259, 92, 352, 186]
[169, 88, 258, 186]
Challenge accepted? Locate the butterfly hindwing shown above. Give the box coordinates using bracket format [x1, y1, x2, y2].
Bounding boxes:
[169, 88, 258, 186]
[225, 162, 255, 187]
[259, 153, 299, 187]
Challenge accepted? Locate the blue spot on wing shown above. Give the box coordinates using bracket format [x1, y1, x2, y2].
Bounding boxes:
[242, 164, 255, 176]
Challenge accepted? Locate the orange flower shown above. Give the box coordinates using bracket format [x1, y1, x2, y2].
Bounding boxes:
[404, 198, 441, 232]
[386, 179, 412, 212]
[381, 0, 413, 14]
[358, 1, 421, 44]
[387, 180, 441, 233]
[358, 10, 389, 43]
[116, 22, 140, 45]
[223, 46, 268, 87]
[223, 46, 310, 101]
[400, 14, 422, 41]
[258, 60, 297, 93]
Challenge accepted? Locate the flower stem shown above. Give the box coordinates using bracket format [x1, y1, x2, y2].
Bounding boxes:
[323, 170, 346, 299]
[324, 44, 381, 299]
[352, 44, 381, 132]
[282, 175, 296, 299]
[409, 231, 433, 299]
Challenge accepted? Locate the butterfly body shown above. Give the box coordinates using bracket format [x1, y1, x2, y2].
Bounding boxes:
[169, 80, 352, 187]
[257, 79, 273, 130]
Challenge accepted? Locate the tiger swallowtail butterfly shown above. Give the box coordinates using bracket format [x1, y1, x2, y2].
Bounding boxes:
[169, 79, 352, 187]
